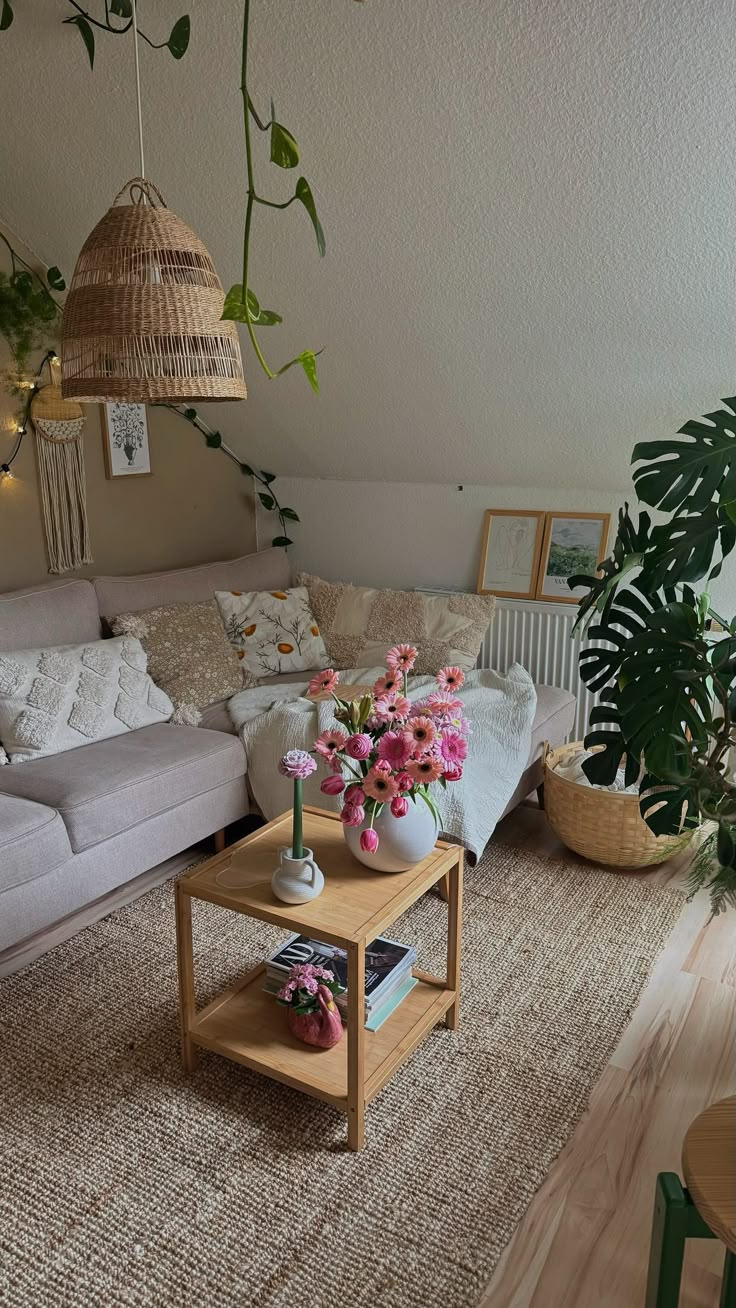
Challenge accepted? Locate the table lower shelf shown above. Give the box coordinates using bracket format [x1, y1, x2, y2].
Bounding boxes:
[189, 964, 455, 1109]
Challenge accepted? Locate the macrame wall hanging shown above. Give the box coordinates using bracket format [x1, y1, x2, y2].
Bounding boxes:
[30, 372, 93, 574]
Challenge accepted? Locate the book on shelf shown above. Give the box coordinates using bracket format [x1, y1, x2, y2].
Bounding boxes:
[264, 932, 416, 1020]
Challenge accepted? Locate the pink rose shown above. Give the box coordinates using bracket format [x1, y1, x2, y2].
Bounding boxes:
[360, 828, 379, 854]
[340, 803, 365, 827]
[344, 783, 365, 804]
[320, 774, 345, 796]
[345, 733, 372, 760]
[390, 795, 409, 818]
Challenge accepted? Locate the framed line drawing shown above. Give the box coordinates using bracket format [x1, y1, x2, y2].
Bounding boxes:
[535, 511, 610, 604]
[476, 509, 546, 599]
[101, 403, 151, 479]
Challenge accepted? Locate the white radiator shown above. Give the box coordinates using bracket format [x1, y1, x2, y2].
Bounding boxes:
[481, 598, 596, 741]
[417, 590, 597, 741]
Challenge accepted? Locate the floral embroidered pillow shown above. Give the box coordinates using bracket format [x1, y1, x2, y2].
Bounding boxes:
[0, 637, 173, 764]
[214, 586, 328, 679]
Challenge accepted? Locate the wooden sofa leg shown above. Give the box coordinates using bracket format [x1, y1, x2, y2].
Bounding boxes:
[214, 829, 226, 853]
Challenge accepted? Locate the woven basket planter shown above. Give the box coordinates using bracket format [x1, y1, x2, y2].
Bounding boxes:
[61, 178, 246, 404]
[543, 740, 694, 869]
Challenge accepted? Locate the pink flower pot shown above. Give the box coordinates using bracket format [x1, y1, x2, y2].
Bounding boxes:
[287, 984, 343, 1049]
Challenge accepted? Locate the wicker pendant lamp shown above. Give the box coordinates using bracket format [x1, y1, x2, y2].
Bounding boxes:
[61, 4, 245, 404]
[61, 178, 246, 403]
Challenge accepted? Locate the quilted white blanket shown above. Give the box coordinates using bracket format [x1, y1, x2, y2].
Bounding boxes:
[228, 665, 536, 863]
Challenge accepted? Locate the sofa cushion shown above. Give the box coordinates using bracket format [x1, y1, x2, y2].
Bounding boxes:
[297, 572, 496, 674]
[0, 637, 173, 764]
[0, 724, 246, 852]
[0, 793, 72, 893]
[111, 600, 253, 714]
[94, 548, 291, 618]
[0, 579, 100, 652]
[215, 585, 328, 678]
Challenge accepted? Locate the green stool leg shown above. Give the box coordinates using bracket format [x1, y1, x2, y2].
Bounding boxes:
[721, 1251, 736, 1308]
[645, 1173, 688, 1308]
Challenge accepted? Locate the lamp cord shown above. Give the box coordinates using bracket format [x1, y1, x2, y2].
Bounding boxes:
[131, 0, 146, 182]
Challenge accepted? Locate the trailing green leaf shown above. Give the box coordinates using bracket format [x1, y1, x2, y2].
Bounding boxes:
[270, 122, 299, 168]
[110, 0, 132, 15]
[280, 507, 300, 521]
[63, 14, 95, 68]
[205, 432, 221, 448]
[0, 0, 13, 33]
[295, 177, 326, 256]
[46, 266, 65, 292]
[167, 14, 190, 59]
[272, 535, 293, 547]
[276, 349, 320, 394]
[258, 493, 275, 510]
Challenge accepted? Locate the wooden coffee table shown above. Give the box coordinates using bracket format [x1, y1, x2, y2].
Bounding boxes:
[175, 806, 463, 1150]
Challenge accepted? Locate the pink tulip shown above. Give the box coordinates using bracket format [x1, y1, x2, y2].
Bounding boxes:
[344, 783, 365, 804]
[395, 771, 412, 793]
[442, 763, 463, 782]
[320, 774, 345, 796]
[390, 795, 409, 818]
[360, 828, 379, 854]
[345, 733, 372, 760]
[340, 803, 365, 827]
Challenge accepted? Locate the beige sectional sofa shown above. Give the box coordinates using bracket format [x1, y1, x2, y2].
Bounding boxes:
[0, 549, 575, 974]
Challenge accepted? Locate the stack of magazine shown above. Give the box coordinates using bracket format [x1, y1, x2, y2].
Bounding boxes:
[264, 933, 418, 1031]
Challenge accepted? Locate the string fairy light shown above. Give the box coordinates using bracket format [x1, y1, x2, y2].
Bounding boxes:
[0, 350, 57, 486]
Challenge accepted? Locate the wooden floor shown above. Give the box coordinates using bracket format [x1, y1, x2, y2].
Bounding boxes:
[479, 803, 736, 1308]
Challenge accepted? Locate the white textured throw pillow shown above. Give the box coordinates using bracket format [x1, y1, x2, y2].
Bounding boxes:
[0, 637, 173, 764]
[214, 586, 328, 679]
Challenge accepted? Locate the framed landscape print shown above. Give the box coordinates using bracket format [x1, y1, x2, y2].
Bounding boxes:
[101, 403, 151, 479]
[535, 512, 610, 603]
[476, 509, 546, 599]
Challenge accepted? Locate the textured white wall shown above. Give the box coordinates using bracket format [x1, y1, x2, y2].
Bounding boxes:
[258, 476, 736, 616]
[2, 0, 736, 495]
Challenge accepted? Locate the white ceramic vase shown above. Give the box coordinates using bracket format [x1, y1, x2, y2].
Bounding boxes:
[344, 801, 440, 873]
[271, 846, 325, 904]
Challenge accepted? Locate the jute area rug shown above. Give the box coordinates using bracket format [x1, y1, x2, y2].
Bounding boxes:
[0, 842, 684, 1308]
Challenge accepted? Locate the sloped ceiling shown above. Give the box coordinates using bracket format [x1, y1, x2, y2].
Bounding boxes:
[3, 0, 734, 489]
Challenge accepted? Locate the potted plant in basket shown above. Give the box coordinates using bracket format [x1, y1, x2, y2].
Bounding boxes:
[308, 645, 470, 872]
[567, 396, 736, 913]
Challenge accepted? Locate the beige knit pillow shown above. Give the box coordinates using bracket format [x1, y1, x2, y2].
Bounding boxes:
[296, 574, 496, 673]
[111, 600, 254, 723]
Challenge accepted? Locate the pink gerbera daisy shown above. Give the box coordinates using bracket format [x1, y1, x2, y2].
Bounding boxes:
[373, 671, 400, 696]
[374, 693, 411, 724]
[407, 715, 436, 749]
[426, 692, 464, 717]
[436, 666, 464, 693]
[363, 765, 400, 802]
[407, 753, 444, 784]
[314, 728, 348, 762]
[376, 730, 413, 769]
[440, 728, 468, 765]
[385, 644, 418, 674]
[307, 668, 339, 697]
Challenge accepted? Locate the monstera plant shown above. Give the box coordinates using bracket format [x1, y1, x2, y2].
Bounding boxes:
[572, 397, 736, 913]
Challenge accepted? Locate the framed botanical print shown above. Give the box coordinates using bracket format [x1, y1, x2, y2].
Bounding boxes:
[101, 403, 151, 478]
[535, 512, 610, 603]
[476, 509, 546, 599]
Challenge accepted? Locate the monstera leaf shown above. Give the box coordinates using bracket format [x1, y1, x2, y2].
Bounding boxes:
[582, 690, 636, 786]
[639, 771, 700, 837]
[631, 397, 736, 584]
[571, 504, 653, 632]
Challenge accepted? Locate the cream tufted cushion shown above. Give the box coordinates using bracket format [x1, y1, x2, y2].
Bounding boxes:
[0, 637, 172, 764]
[297, 574, 496, 673]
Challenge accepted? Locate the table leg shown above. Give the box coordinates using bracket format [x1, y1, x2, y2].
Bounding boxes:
[445, 849, 463, 1030]
[175, 881, 198, 1074]
[347, 941, 365, 1151]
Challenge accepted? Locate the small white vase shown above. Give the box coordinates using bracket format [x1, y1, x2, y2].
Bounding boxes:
[271, 846, 325, 904]
[344, 801, 440, 873]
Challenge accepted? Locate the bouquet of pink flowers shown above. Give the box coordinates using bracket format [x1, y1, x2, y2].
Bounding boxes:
[308, 645, 470, 856]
